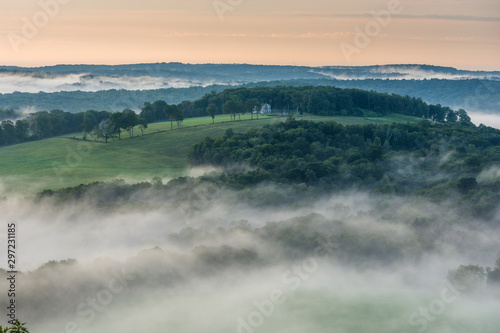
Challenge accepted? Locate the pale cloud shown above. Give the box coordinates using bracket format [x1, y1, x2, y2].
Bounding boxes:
[396, 14, 500, 22]
[0, 0, 498, 68]
[408, 35, 477, 42]
[161, 32, 354, 39]
[286, 12, 500, 22]
[443, 36, 475, 41]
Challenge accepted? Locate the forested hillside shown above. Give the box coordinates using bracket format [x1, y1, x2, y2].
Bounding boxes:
[186, 86, 470, 121]
[0, 85, 228, 113]
[189, 119, 500, 220]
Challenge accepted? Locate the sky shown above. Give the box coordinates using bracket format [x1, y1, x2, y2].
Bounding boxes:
[0, 0, 499, 69]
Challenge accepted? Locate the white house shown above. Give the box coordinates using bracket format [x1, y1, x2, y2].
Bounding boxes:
[260, 103, 272, 114]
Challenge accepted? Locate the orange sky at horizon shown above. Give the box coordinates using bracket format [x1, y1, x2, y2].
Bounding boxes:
[0, 0, 499, 70]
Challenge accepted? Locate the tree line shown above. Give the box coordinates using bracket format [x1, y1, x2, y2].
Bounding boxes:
[186, 86, 472, 122]
[0, 108, 20, 121]
[0, 108, 150, 146]
[141, 85, 473, 124]
[0, 104, 186, 146]
[0, 86, 472, 147]
[0, 109, 83, 146]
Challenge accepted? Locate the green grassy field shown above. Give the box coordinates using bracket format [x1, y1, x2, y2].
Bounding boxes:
[36, 287, 500, 333]
[0, 113, 421, 194]
[254, 289, 499, 333]
[71, 113, 421, 140]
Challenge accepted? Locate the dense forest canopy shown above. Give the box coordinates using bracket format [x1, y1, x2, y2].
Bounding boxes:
[188, 119, 500, 220]
[0, 108, 19, 121]
[182, 86, 471, 121]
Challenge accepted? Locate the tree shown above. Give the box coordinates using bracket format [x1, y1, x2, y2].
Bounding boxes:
[110, 111, 127, 139]
[30, 112, 54, 139]
[0, 319, 29, 333]
[92, 119, 115, 143]
[447, 264, 487, 293]
[254, 105, 260, 119]
[446, 109, 458, 122]
[429, 104, 446, 122]
[48, 109, 67, 135]
[122, 109, 138, 137]
[245, 98, 260, 120]
[179, 100, 193, 118]
[206, 103, 218, 124]
[138, 117, 148, 135]
[238, 104, 245, 120]
[173, 108, 184, 128]
[222, 96, 243, 121]
[152, 100, 167, 122]
[350, 107, 363, 117]
[164, 104, 182, 130]
[457, 109, 471, 122]
[82, 110, 100, 134]
[1, 120, 17, 145]
[139, 102, 154, 123]
[488, 259, 500, 285]
[141, 101, 166, 123]
[0, 108, 18, 121]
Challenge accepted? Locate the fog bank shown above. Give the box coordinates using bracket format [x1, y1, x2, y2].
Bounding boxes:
[0, 73, 219, 94]
[469, 111, 500, 129]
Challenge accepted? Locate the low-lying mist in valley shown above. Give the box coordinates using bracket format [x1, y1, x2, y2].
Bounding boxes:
[313, 66, 500, 81]
[1, 64, 498, 94]
[0, 72, 219, 94]
[1, 176, 499, 333]
[469, 111, 500, 130]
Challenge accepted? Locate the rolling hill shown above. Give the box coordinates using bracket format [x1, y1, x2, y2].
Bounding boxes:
[0, 113, 421, 194]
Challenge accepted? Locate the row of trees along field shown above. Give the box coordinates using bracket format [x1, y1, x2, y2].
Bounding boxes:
[0, 86, 471, 147]
[0, 108, 149, 145]
[0, 105, 184, 146]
